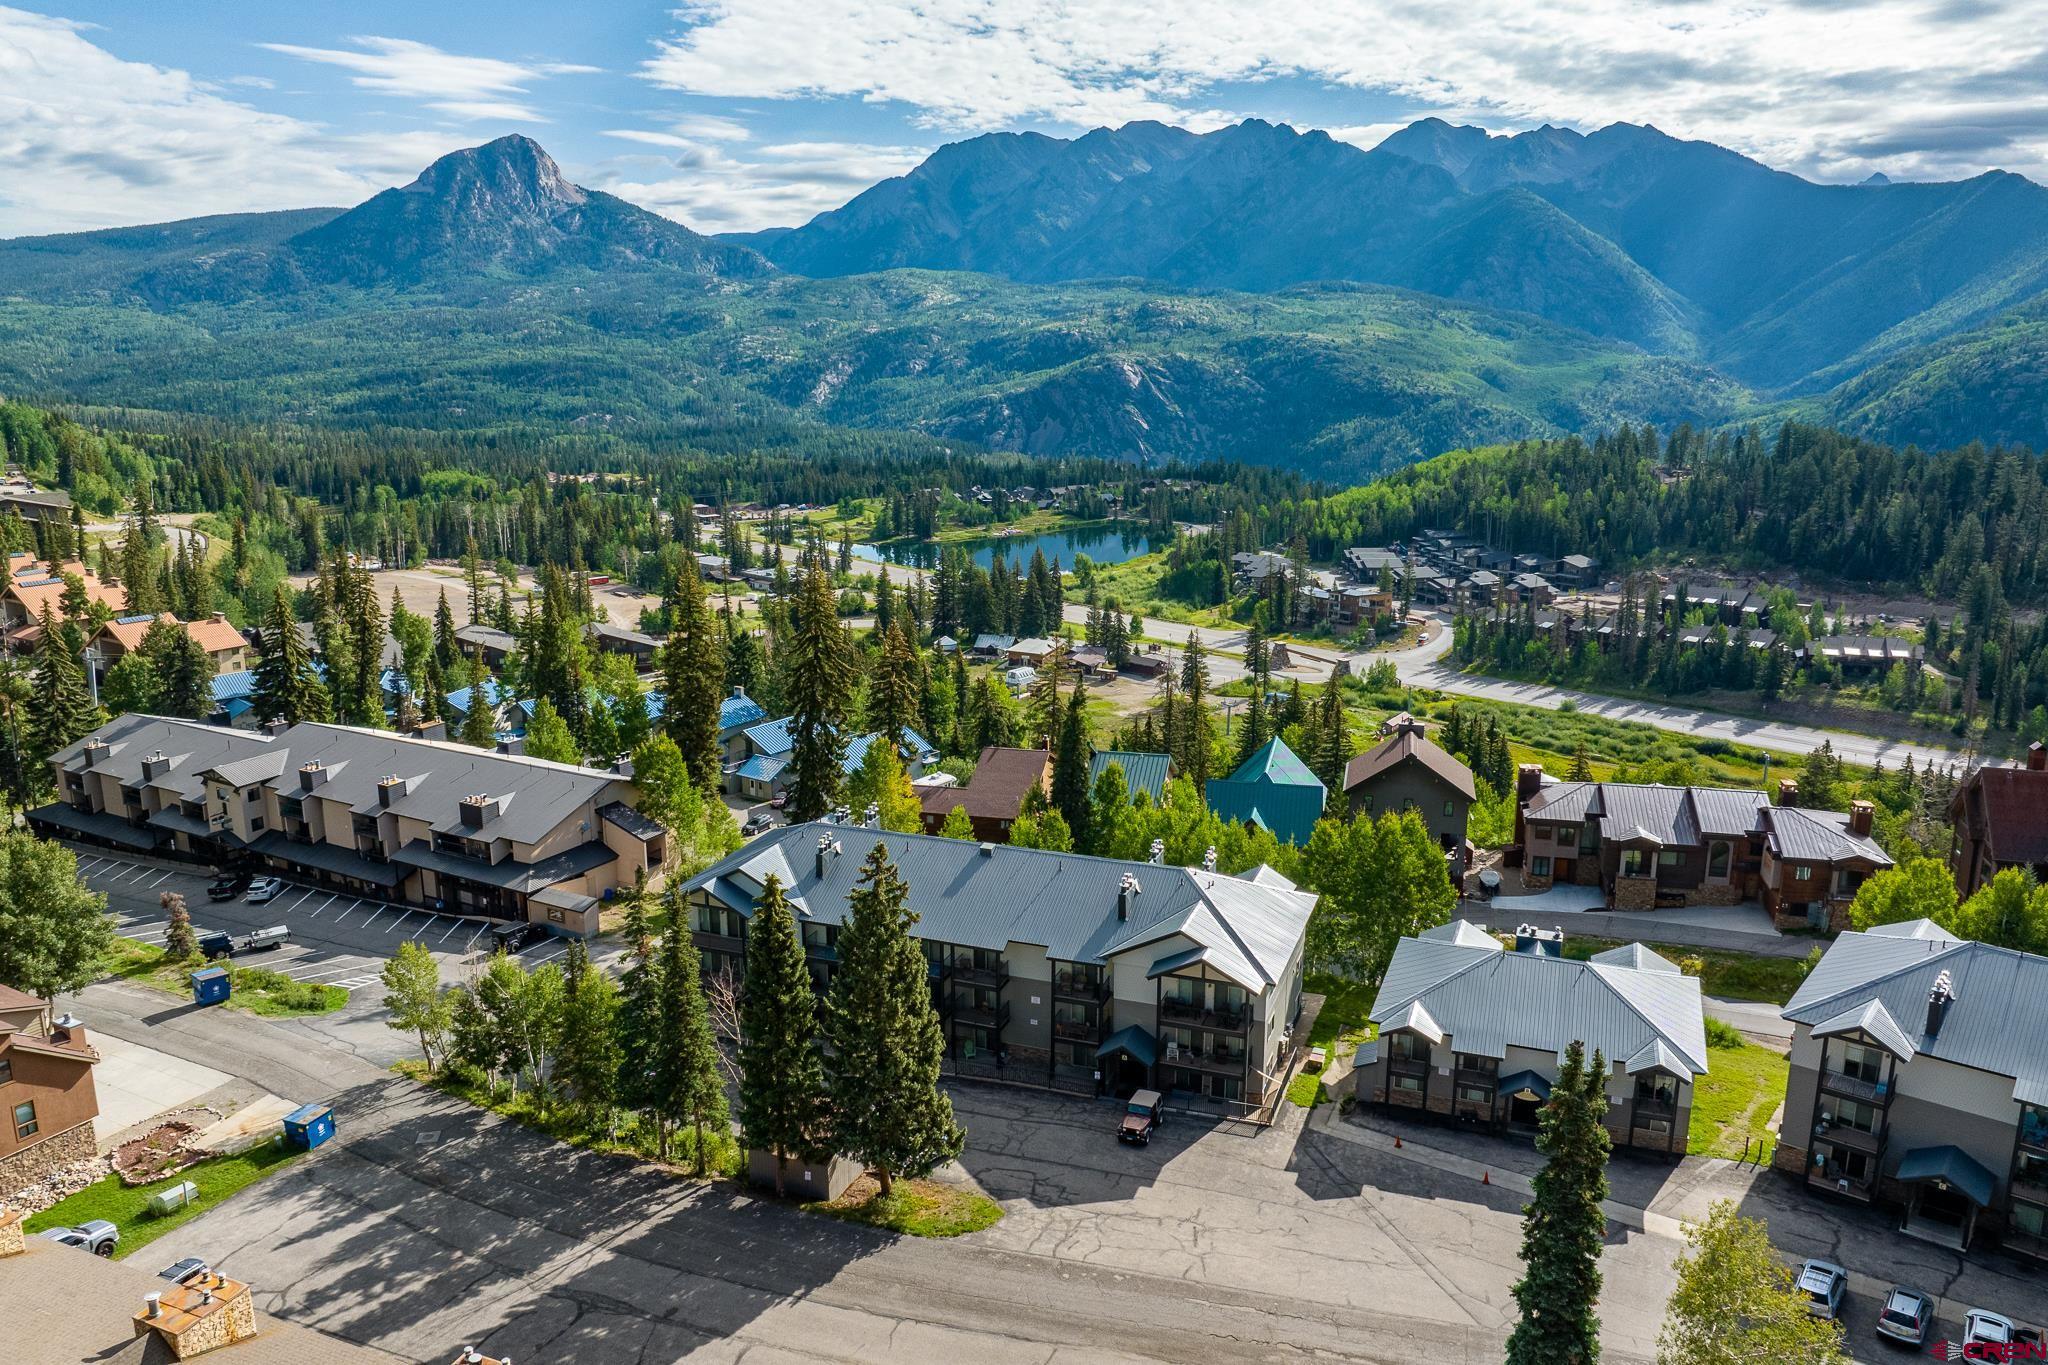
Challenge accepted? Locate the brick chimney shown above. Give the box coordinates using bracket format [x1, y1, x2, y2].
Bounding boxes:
[1516, 763, 1545, 803]
[1847, 799, 1874, 837]
[2030, 741, 2046, 772]
[297, 761, 328, 792]
[1777, 778, 1799, 808]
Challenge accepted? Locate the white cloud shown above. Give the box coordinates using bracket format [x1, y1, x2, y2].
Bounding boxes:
[261, 35, 596, 122]
[0, 8, 471, 234]
[593, 135, 931, 231]
[641, 0, 2048, 183]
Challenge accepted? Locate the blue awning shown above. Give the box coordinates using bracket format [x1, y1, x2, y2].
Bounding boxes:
[1496, 1070, 1553, 1102]
[1894, 1145, 1998, 1208]
[1096, 1024, 1159, 1068]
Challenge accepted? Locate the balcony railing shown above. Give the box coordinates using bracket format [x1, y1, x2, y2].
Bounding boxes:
[952, 999, 1010, 1031]
[1808, 1166, 1877, 1201]
[2011, 1175, 2048, 1206]
[1818, 1069, 1887, 1105]
[1388, 1055, 1431, 1077]
[1052, 971, 1111, 1002]
[1632, 1099, 1677, 1125]
[952, 957, 1010, 988]
[693, 930, 746, 954]
[1164, 1045, 1246, 1074]
[1052, 1016, 1102, 1042]
[1813, 1123, 1883, 1157]
[1455, 1068, 1500, 1090]
[1159, 999, 1249, 1032]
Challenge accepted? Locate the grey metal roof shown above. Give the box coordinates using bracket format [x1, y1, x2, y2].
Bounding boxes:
[1591, 784, 1697, 845]
[1525, 780, 1598, 824]
[1589, 942, 1681, 973]
[1420, 920, 1500, 949]
[1385, 998, 1444, 1043]
[1763, 806, 1892, 866]
[1785, 921, 2048, 1097]
[389, 837, 616, 892]
[25, 801, 160, 851]
[1372, 921, 1709, 1075]
[210, 751, 291, 787]
[1810, 998, 1916, 1059]
[601, 802, 664, 840]
[682, 823, 1315, 989]
[49, 713, 279, 805]
[1624, 1039, 1688, 1075]
[1689, 787, 1770, 838]
[251, 831, 408, 888]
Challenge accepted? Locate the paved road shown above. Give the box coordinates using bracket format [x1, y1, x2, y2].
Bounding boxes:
[1375, 615, 1976, 771]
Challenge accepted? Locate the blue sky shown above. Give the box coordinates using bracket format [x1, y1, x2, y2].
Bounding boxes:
[2, 0, 2043, 236]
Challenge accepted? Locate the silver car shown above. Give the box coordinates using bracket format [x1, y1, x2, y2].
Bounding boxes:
[1874, 1286, 1932, 1345]
[1796, 1259, 1846, 1320]
[40, 1219, 118, 1256]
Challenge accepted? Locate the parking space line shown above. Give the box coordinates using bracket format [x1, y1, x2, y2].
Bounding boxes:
[438, 917, 466, 943]
[412, 915, 447, 941]
[333, 900, 371, 926]
[388, 911, 425, 935]
[281, 889, 315, 912]
[76, 856, 108, 873]
[285, 962, 373, 982]
[464, 922, 492, 949]
[527, 945, 572, 967]
[147, 870, 175, 888]
[308, 894, 338, 918]
[125, 864, 159, 884]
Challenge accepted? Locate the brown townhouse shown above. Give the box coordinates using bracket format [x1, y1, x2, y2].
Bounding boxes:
[1948, 743, 2048, 897]
[0, 988, 101, 1199]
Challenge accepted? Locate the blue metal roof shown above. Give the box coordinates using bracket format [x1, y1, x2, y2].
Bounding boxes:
[211, 671, 258, 702]
[720, 691, 766, 732]
[733, 754, 788, 782]
[742, 716, 795, 756]
[1894, 1145, 1997, 1207]
[1097, 1024, 1158, 1067]
[444, 678, 517, 716]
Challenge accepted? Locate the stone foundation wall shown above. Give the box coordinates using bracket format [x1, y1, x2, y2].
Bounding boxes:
[1575, 860, 1603, 887]
[0, 1122, 95, 1201]
[0, 1206, 24, 1257]
[1424, 1088, 1454, 1117]
[1823, 898, 1853, 933]
[1691, 882, 1744, 907]
[1612, 876, 1658, 911]
[1773, 1141, 1809, 1176]
[1520, 871, 1555, 893]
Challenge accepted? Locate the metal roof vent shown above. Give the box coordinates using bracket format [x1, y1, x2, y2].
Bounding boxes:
[1147, 839, 1165, 865]
[1117, 873, 1142, 922]
[863, 803, 879, 829]
[1202, 846, 1217, 872]
[978, 841, 995, 857]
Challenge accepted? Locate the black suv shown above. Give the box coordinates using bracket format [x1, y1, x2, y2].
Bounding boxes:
[491, 922, 547, 953]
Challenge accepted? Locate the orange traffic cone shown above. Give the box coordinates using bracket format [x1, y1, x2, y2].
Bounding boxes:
[1394, 1135, 1402, 1149]
[1482, 1170, 1491, 1186]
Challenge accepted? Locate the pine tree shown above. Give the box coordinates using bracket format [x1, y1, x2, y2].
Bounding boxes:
[1176, 635, 1215, 784]
[615, 883, 663, 1112]
[648, 896, 729, 1172]
[783, 567, 856, 821]
[737, 874, 828, 1196]
[1567, 743, 1594, 782]
[866, 623, 923, 747]
[825, 843, 964, 1194]
[937, 805, 975, 839]
[1050, 682, 1094, 851]
[1023, 662, 1062, 750]
[1505, 1040, 1610, 1365]
[26, 605, 101, 761]
[458, 653, 498, 748]
[665, 556, 725, 790]
[141, 620, 212, 720]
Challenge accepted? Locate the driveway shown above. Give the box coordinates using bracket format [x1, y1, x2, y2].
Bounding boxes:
[87, 1032, 233, 1148]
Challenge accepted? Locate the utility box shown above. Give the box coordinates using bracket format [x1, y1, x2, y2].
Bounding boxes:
[190, 967, 230, 1007]
[147, 1180, 200, 1215]
[281, 1102, 334, 1151]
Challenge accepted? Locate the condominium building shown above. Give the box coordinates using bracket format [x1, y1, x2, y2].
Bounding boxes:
[29, 714, 669, 935]
[682, 824, 1316, 1106]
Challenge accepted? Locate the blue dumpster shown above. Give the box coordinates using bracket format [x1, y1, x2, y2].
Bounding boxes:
[282, 1102, 334, 1150]
[190, 967, 230, 1006]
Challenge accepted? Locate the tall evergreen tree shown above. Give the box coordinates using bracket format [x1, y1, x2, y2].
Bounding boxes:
[140, 620, 212, 720]
[664, 556, 725, 790]
[1505, 1040, 1611, 1365]
[737, 874, 828, 1196]
[783, 567, 856, 821]
[866, 622, 923, 747]
[558, 940, 624, 1131]
[26, 604, 101, 762]
[648, 896, 729, 1173]
[458, 653, 498, 748]
[1049, 682, 1094, 850]
[825, 843, 964, 1194]
[1176, 635, 1215, 784]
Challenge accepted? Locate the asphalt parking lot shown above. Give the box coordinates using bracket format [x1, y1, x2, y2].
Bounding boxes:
[74, 848, 621, 998]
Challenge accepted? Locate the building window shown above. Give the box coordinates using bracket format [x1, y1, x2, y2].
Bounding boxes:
[250, 818, 265, 832]
[1792, 865, 1813, 880]
[1531, 856, 1552, 877]
[1557, 825, 1580, 845]
[1386, 1031, 1429, 1063]
[1455, 1084, 1493, 1105]
[1707, 842, 1730, 878]
[0, 1055, 10, 1084]
[1821, 1096, 1879, 1134]
[1838, 1042, 1885, 1085]
[2014, 1201, 2046, 1239]
[1635, 1073, 1678, 1106]
[12, 1100, 36, 1139]
[1443, 800, 1455, 817]
[1620, 850, 1647, 876]
[1657, 850, 1681, 867]
[1391, 1072, 1423, 1093]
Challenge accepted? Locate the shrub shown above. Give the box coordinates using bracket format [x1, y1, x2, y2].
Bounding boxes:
[1704, 1017, 1746, 1050]
[1676, 954, 1706, 977]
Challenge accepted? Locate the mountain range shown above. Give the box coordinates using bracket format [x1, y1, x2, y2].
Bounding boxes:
[0, 128, 2042, 476]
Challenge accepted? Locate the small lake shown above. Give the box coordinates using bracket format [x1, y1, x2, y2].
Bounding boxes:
[853, 522, 1162, 573]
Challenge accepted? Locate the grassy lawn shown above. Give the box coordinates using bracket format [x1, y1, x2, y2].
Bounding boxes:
[1687, 1031, 1790, 1160]
[23, 1143, 303, 1261]
[806, 1175, 1004, 1237]
[1288, 971, 1378, 1107]
[1559, 937, 1816, 1006]
[101, 936, 348, 1017]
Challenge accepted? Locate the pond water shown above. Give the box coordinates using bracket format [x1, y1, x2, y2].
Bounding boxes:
[852, 522, 1162, 573]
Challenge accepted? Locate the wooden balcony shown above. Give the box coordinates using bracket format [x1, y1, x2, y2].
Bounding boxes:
[1051, 1016, 1102, 1042]
[952, 958, 1010, 988]
[1455, 1068, 1500, 1091]
[1164, 1046, 1247, 1075]
[1813, 1124, 1883, 1157]
[1807, 1167, 1877, 1201]
[952, 999, 1010, 1031]
[693, 930, 746, 955]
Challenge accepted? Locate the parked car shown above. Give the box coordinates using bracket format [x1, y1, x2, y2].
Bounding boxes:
[206, 872, 251, 901]
[157, 1256, 209, 1284]
[769, 790, 790, 809]
[491, 922, 546, 953]
[1963, 1309, 2019, 1349]
[1119, 1089, 1165, 1145]
[245, 876, 285, 904]
[1874, 1286, 1933, 1345]
[743, 812, 774, 835]
[40, 1220, 118, 1256]
[1796, 1260, 1847, 1320]
[199, 925, 291, 960]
